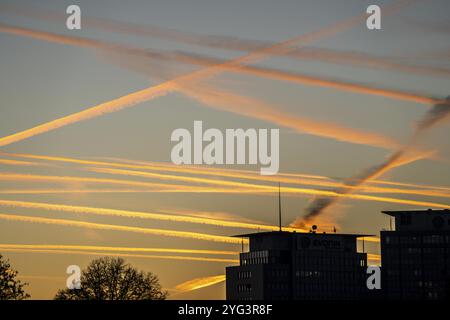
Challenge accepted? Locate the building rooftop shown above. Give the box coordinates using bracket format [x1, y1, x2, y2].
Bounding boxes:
[232, 230, 373, 238]
[382, 209, 450, 217]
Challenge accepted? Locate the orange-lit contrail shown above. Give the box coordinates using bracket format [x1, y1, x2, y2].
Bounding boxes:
[0, 159, 41, 166]
[0, 188, 264, 195]
[5, 2, 447, 79]
[4, 152, 450, 195]
[1, 169, 448, 208]
[17, 152, 450, 196]
[2, 151, 448, 198]
[0, 152, 382, 190]
[158, 51, 441, 105]
[0, 24, 439, 105]
[83, 166, 450, 209]
[121, 154, 446, 192]
[1, 169, 449, 208]
[0, 24, 404, 150]
[0, 1, 417, 148]
[0, 248, 238, 264]
[0, 199, 303, 232]
[0, 212, 247, 244]
[0, 244, 239, 256]
[0, 172, 237, 192]
[174, 275, 226, 293]
[175, 83, 401, 150]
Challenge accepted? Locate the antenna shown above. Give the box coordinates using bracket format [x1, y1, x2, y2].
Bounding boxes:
[278, 182, 282, 232]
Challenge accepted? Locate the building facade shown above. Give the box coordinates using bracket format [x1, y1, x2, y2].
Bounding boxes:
[226, 231, 369, 300]
[381, 209, 450, 300]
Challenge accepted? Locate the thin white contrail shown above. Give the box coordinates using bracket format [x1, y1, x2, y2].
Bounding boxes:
[0, 212, 248, 244]
[0, 248, 238, 264]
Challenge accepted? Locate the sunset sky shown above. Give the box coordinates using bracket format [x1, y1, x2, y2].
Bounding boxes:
[0, 0, 449, 299]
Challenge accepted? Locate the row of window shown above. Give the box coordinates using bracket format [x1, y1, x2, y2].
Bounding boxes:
[385, 234, 450, 245]
[238, 271, 252, 279]
[241, 257, 269, 265]
[237, 283, 252, 293]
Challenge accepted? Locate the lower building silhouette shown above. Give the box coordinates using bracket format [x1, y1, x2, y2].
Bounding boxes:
[226, 209, 450, 300]
[381, 209, 450, 300]
[226, 230, 369, 300]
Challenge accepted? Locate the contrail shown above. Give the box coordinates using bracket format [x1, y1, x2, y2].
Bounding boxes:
[0, 25, 405, 150]
[416, 96, 450, 131]
[174, 275, 226, 293]
[0, 188, 264, 195]
[5, 152, 449, 195]
[0, 199, 303, 232]
[0, 172, 254, 193]
[297, 150, 435, 222]
[0, 212, 247, 244]
[159, 50, 442, 105]
[0, 23, 439, 107]
[0, 244, 239, 256]
[87, 162, 450, 199]
[296, 98, 450, 222]
[175, 83, 402, 150]
[10, 152, 450, 196]
[2, 152, 447, 199]
[83, 166, 450, 209]
[5, 2, 446, 78]
[0, 159, 41, 166]
[1, 169, 448, 208]
[0, 1, 417, 148]
[0, 248, 238, 264]
[7, 151, 441, 195]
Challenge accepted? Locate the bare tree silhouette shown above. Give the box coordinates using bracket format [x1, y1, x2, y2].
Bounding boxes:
[0, 254, 30, 300]
[55, 257, 167, 300]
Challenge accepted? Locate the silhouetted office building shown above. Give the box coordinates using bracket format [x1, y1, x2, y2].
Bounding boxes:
[226, 231, 369, 300]
[381, 209, 450, 300]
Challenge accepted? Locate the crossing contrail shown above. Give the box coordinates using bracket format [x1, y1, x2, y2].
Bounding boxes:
[0, 1, 420, 148]
[0, 24, 404, 150]
[0, 23, 439, 106]
[4, 2, 445, 78]
[4, 151, 448, 194]
[0, 169, 448, 208]
[297, 98, 450, 222]
[82, 166, 450, 209]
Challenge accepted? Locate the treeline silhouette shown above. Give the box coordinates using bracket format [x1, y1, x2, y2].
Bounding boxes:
[0, 254, 167, 300]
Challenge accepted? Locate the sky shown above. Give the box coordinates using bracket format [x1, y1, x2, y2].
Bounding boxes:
[0, 0, 449, 299]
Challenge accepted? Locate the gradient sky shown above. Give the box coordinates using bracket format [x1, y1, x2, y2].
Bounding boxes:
[0, 0, 449, 299]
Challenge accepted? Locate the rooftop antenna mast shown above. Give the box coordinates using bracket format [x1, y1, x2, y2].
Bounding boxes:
[278, 182, 282, 232]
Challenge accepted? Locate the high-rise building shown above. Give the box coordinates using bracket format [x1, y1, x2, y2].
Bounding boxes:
[381, 209, 450, 300]
[226, 230, 369, 300]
